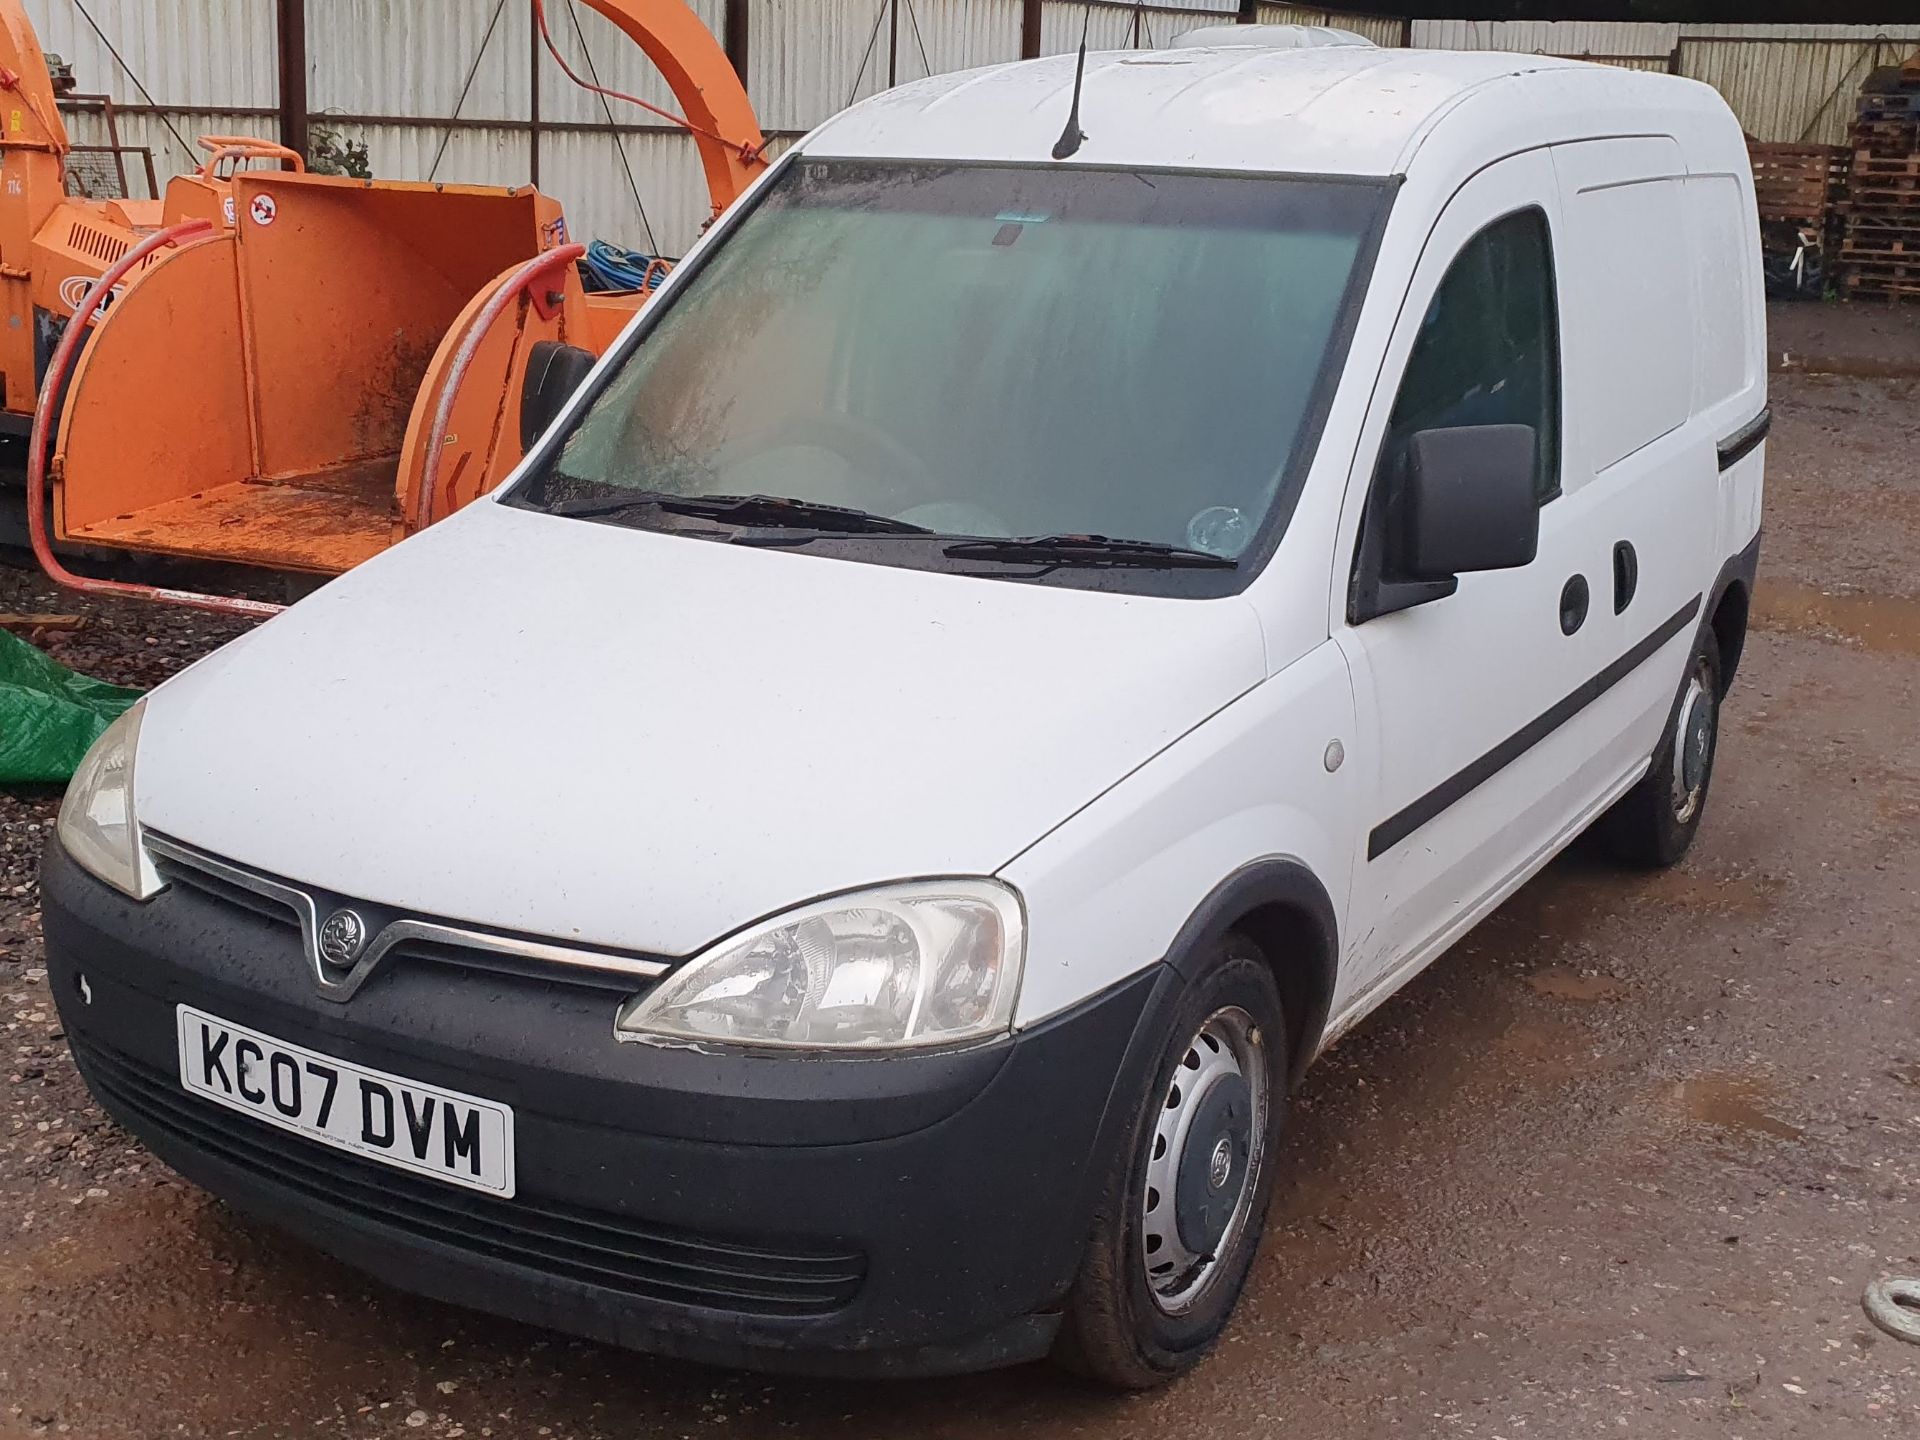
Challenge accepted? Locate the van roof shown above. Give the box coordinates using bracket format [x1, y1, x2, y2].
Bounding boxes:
[801, 44, 1702, 178]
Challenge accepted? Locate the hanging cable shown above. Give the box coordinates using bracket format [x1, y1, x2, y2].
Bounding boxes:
[559, 0, 657, 256]
[847, 0, 891, 109]
[902, 0, 933, 82]
[429, 0, 510, 182]
[1129, 0, 1152, 50]
[532, 0, 761, 164]
[70, 0, 192, 165]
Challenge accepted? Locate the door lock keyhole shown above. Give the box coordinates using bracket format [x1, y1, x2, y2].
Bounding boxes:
[1560, 575, 1589, 636]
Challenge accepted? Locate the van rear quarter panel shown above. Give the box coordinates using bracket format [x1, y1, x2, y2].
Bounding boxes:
[1404, 67, 1764, 570]
[1546, 139, 1724, 796]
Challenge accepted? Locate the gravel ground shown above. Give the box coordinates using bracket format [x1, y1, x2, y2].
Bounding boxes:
[1, 301, 1918, 1438]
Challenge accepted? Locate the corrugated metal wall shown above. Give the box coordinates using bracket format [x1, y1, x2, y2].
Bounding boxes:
[903, 0, 1024, 81]
[1678, 38, 1917, 147]
[25, 2, 1920, 257]
[747, 0, 893, 130]
[745, 0, 1019, 130]
[28, 0, 275, 177]
[1256, 4, 1403, 49]
[1410, 19, 1920, 146]
[1035, 2, 1232, 59]
[1410, 20, 1676, 59]
[27, 0, 276, 113]
[302, 0, 733, 254]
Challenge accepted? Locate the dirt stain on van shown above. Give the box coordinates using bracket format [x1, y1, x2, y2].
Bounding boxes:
[1669, 1074, 1804, 1142]
[1752, 582, 1920, 658]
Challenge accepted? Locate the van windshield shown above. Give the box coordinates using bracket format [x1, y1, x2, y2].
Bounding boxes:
[513, 160, 1387, 592]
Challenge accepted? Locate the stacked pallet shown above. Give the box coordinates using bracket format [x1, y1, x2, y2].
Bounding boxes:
[1750, 141, 1849, 231]
[1841, 55, 1920, 302]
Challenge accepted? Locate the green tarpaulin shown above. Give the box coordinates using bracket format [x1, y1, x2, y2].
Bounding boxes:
[0, 628, 142, 784]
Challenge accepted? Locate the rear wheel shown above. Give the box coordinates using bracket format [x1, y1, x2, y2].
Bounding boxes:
[1052, 934, 1286, 1389]
[1599, 629, 1722, 868]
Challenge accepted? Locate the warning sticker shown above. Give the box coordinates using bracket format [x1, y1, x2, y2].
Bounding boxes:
[249, 193, 277, 227]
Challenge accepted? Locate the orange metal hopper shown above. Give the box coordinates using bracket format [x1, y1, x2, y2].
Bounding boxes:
[52, 173, 572, 573]
[26, 0, 767, 607]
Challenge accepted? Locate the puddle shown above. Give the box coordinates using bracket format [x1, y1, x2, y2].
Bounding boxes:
[1671, 1074, 1804, 1142]
[1751, 582, 1920, 658]
[1773, 351, 1920, 379]
[1493, 1015, 1592, 1084]
[1525, 968, 1627, 1002]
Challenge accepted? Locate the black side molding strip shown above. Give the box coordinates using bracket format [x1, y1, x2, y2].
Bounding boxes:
[1368, 593, 1703, 861]
[1717, 408, 1772, 471]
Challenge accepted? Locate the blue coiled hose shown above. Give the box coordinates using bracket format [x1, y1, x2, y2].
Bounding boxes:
[577, 239, 671, 294]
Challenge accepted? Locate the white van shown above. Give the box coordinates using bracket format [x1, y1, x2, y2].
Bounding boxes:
[43, 37, 1765, 1387]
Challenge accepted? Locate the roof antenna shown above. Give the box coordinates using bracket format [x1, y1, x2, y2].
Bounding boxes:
[1051, 4, 1092, 160]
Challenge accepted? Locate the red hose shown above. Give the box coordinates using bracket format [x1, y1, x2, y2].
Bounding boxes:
[26, 218, 288, 621]
[530, 0, 764, 164]
[414, 243, 588, 532]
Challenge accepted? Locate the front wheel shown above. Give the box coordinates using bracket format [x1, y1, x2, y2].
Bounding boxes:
[1052, 934, 1287, 1389]
[1599, 629, 1723, 868]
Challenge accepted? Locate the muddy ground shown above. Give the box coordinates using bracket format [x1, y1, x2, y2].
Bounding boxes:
[2, 301, 1918, 1438]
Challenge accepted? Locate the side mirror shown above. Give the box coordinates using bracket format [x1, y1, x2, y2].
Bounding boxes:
[1348, 423, 1540, 624]
[519, 341, 598, 452]
[1402, 424, 1540, 579]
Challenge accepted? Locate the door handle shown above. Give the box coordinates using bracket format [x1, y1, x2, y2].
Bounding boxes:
[1613, 541, 1639, 614]
[1560, 574, 1589, 635]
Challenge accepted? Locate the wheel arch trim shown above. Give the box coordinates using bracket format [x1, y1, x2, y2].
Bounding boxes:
[1705, 528, 1761, 696]
[1160, 856, 1340, 1088]
[1061, 856, 1340, 1320]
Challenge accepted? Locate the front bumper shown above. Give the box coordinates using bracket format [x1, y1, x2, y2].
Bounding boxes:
[41, 840, 1168, 1376]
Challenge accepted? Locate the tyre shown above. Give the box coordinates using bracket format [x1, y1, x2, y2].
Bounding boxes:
[1599, 628, 1722, 868]
[1052, 933, 1287, 1389]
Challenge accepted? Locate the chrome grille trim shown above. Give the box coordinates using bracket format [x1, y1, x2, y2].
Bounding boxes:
[145, 832, 670, 1002]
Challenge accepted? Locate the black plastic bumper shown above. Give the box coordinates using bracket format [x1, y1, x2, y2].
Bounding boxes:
[41, 840, 1171, 1376]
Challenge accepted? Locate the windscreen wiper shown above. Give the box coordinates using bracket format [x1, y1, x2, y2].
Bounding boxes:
[551, 490, 933, 535]
[942, 535, 1237, 569]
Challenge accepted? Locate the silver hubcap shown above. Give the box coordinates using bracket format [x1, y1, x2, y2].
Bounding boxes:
[1140, 1007, 1268, 1315]
[1670, 660, 1716, 825]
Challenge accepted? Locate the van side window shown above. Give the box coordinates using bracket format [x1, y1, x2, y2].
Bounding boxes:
[1379, 207, 1561, 503]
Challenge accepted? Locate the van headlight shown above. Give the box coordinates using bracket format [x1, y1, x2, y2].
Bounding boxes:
[617, 881, 1025, 1050]
[57, 700, 162, 900]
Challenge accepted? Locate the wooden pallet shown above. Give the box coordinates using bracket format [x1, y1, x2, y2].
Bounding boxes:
[1855, 154, 1920, 178]
[1859, 94, 1920, 124]
[1843, 197, 1920, 219]
[1851, 119, 1918, 152]
[1750, 141, 1848, 226]
[1837, 65, 1920, 302]
[1840, 230, 1920, 257]
[1845, 247, 1920, 268]
[1846, 274, 1920, 300]
[1841, 247, 1920, 265]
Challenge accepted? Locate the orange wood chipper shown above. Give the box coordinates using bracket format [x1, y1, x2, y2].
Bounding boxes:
[3, 0, 765, 612]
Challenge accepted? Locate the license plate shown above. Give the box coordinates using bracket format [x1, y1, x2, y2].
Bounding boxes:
[175, 1005, 515, 1197]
